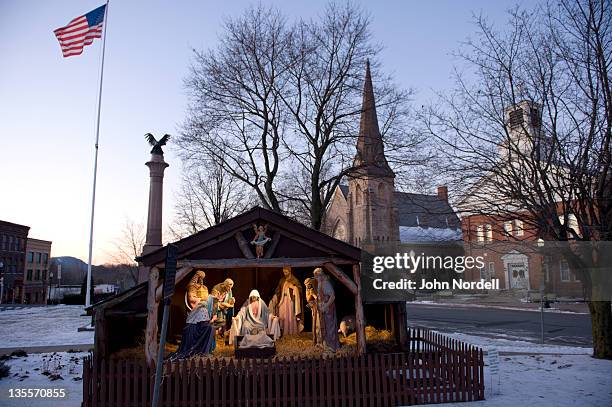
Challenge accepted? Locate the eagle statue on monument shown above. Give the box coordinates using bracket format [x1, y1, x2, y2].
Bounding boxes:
[145, 133, 171, 155]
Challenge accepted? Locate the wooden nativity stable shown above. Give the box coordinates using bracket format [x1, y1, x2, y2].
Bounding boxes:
[88, 206, 409, 364]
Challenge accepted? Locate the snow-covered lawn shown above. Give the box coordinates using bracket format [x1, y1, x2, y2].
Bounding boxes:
[415, 331, 612, 407]
[419, 353, 612, 407]
[0, 351, 87, 407]
[0, 306, 93, 348]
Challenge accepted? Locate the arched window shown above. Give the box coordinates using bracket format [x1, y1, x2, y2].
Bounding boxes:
[333, 220, 347, 242]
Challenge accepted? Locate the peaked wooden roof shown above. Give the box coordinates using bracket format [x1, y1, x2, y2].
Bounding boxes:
[137, 206, 362, 266]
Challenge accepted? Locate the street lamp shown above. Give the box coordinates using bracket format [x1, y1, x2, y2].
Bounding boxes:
[537, 238, 545, 344]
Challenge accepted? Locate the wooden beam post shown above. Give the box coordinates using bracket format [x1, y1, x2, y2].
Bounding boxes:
[395, 302, 408, 350]
[263, 232, 281, 258]
[180, 257, 353, 269]
[145, 267, 160, 365]
[234, 232, 255, 259]
[155, 266, 192, 303]
[323, 262, 357, 295]
[353, 264, 366, 355]
[93, 308, 107, 361]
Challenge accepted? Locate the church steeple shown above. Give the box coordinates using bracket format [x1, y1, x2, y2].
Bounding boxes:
[353, 60, 394, 178]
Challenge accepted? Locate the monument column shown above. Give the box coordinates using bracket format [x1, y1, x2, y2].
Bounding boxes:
[142, 152, 169, 255]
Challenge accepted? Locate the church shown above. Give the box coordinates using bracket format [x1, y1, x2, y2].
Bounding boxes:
[322, 62, 461, 251]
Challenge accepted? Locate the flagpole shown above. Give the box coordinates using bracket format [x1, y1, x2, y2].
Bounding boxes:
[85, 0, 110, 309]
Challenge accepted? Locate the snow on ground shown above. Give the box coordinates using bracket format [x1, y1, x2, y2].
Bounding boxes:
[418, 353, 612, 407]
[0, 306, 609, 406]
[412, 331, 612, 407]
[0, 351, 88, 407]
[0, 306, 94, 348]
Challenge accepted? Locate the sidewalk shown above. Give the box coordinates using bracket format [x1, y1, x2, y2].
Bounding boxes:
[414, 292, 589, 314]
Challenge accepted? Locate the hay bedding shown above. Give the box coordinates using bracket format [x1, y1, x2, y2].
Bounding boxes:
[111, 326, 394, 362]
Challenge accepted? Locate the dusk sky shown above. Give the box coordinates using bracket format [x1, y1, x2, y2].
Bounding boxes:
[0, 0, 532, 264]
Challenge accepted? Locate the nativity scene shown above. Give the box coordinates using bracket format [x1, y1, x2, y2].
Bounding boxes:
[87, 206, 410, 365]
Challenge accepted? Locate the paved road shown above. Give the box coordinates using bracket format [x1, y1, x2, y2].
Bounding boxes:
[406, 303, 592, 347]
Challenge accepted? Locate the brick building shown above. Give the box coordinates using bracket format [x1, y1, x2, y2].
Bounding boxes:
[0, 220, 29, 303]
[22, 238, 53, 304]
[461, 214, 582, 297]
[0, 220, 53, 304]
[458, 101, 583, 298]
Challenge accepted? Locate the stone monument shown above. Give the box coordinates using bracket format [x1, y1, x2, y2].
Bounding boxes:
[142, 133, 170, 256]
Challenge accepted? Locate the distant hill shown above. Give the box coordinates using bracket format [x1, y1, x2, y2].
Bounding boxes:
[50, 257, 137, 291]
[49, 256, 87, 285]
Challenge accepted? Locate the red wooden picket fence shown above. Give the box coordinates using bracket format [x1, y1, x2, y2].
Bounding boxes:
[82, 329, 485, 406]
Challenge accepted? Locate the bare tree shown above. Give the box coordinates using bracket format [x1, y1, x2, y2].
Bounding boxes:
[172, 152, 253, 237]
[277, 3, 423, 230]
[178, 5, 289, 212]
[108, 219, 145, 285]
[422, 0, 612, 358]
[179, 2, 425, 230]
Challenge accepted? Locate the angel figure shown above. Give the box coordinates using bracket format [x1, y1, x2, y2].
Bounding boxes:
[250, 223, 271, 258]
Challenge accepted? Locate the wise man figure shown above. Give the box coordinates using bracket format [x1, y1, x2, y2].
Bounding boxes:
[185, 270, 208, 309]
[211, 278, 235, 332]
[304, 277, 319, 345]
[313, 268, 340, 351]
[273, 267, 303, 336]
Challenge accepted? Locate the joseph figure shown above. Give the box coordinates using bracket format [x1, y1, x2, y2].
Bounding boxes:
[274, 267, 303, 335]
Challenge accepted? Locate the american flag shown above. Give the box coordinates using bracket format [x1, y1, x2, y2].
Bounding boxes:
[54, 4, 106, 58]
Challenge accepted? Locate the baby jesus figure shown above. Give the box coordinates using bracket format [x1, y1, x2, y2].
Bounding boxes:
[250, 223, 271, 258]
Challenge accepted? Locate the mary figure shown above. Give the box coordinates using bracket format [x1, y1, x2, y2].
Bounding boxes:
[230, 289, 281, 345]
[168, 273, 217, 360]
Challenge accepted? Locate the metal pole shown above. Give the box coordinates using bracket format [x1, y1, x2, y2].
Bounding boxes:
[0, 262, 3, 304]
[85, 0, 110, 308]
[152, 298, 171, 407]
[540, 280, 545, 344]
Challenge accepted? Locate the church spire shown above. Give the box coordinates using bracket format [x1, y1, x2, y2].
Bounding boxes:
[353, 60, 394, 178]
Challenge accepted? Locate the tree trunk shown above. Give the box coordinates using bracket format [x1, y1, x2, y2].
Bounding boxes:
[310, 188, 323, 231]
[588, 300, 612, 359]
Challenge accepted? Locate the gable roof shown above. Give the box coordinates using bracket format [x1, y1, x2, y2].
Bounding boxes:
[85, 281, 148, 313]
[137, 206, 362, 266]
[395, 192, 460, 229]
